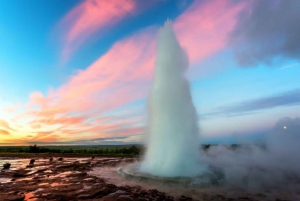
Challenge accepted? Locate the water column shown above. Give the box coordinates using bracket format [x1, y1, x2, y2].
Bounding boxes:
[139, 20, 203, 177]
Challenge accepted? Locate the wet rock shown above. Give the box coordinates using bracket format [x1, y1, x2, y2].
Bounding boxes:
[78, 184, 118, 199]
[179, 195, 193, 201]
[256, 193, 267, 198]
[91, 156, 95, 159]
[26, 164, 34, 168]
[118, 185, 132, 192]
[148, 189, 159, 196]
[58, 157, 63, 161]
[2, 194, 25, 201]
[49, 157, 53, 162]
[3, 163, 11, 169]
[77, 194, 92, 199]
[0, 156, 273, 201]
[133, 192, 139, 198]
[137, 198, 148, 201]
[29, 159, 35, 164]
[57, 163, 78, 169]
[238, 197, 252, 200]
[57, 184, 81, 192]
[116, 196, 133, 201]
[36, 168, 47, 173]
[12, 173, 26, 178]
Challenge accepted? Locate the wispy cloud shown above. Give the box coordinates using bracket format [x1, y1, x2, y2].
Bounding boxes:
[1, 103, 20, 113]
[0, 129, 10, 135]
[27, 134, 142, 145]
[57, 0, 160, 63]
[0, 119, 15, 131]
[174, 0, 247, 65]
[58, 0, 136, 62]
[279, 62, 299, 70]
[204, 89, 300, 118]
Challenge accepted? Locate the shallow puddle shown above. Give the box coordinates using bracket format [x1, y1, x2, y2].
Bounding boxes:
[48, 170, 79, 179]
[0, 177, 12, 184]
[44, 170, 52, 173]
[38, 182, 49, 186]
[24, 192, 37, 201]
[17, 177, 33, 181]
[51, 182, 66, 187]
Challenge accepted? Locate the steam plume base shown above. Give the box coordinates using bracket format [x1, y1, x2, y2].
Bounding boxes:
[118, 163, 223, 186]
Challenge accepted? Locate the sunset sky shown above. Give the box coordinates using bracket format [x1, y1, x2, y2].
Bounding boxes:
[0, 0, 299, 145]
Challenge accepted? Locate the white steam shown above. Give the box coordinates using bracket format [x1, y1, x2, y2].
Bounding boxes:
[203, 117, 300, 192]
[139, 20, 204, 177]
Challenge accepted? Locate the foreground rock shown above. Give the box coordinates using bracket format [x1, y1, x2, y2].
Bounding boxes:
[0, 157, 292, 201]
[29, 159, 35, 164]
[0, 157, 176, 201]
[3, 163, 11, 169]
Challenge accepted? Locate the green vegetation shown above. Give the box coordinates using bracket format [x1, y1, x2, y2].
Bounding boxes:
[0, 144, 142, 156]
[0, 144, 252, 156]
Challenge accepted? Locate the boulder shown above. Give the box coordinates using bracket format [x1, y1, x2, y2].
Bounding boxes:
[3, 163, 11, 169]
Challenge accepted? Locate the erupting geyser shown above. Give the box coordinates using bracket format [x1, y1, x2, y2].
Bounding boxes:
[139, 20, 203, 177]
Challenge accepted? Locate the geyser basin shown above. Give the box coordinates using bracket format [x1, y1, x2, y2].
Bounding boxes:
[139, 20, 205, 177]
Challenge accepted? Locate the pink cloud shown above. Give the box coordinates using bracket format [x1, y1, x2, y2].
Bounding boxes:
[29, 91, 50, 108]
[33, 133, 59, 142]
[2, 103, 20, 113]
[15, 0, 248, 144]
[58, 0, 160, 63]
[174, 0, 248, 65]
[0, 129, 10, 135]
[3, 3, 154, 143]
[31, 124, 41, 129]
[58, 0, 136, 62]
[54, 27, 156, 114]
[0, 119, 15, 131]
[31, 115, 86, 127]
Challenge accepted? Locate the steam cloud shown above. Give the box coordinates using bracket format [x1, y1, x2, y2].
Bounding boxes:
[139, 20, 204, 177]
[203, 117, 300, 192]
[230, 0, 300, 66]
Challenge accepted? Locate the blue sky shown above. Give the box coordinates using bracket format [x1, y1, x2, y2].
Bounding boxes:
[0, 0, 299, 145]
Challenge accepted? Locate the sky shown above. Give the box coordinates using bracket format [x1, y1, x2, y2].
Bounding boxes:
[0, 0, 299, 145]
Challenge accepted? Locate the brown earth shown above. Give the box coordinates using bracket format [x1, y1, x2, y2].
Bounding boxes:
[0, 157, 290, 201]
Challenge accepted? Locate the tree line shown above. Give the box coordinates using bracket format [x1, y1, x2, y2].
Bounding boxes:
[0, 144, 142, 155]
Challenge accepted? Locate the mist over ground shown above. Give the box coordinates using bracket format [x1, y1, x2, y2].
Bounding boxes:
[202, 117, 300, 193]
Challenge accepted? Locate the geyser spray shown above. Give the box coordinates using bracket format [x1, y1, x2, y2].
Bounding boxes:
[140, 20, 204, 177]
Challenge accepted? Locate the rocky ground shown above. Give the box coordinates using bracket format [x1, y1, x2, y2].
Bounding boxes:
[0, 157, 293, 201]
